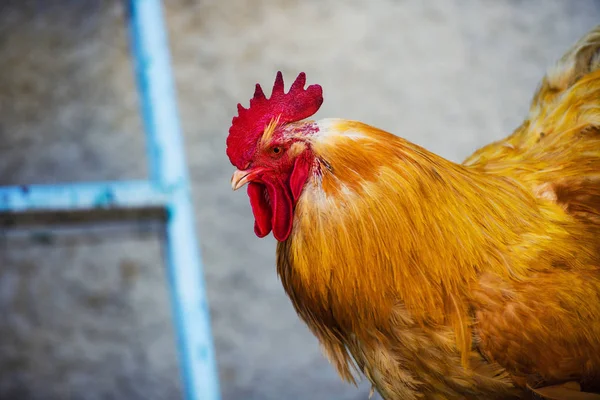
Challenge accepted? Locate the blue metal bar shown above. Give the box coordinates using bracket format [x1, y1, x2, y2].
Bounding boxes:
[0, 2, 219, 398]
[0, 181, 169, 212]
[128, 2, 221, 400]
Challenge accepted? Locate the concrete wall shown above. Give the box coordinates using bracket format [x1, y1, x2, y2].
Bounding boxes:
[0, 1, 598, 399]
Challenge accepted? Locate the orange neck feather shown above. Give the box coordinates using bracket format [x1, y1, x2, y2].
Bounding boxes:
[276, 119, 594, 375]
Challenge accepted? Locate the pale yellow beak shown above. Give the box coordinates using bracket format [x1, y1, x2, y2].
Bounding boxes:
[231, 169, 251, 191]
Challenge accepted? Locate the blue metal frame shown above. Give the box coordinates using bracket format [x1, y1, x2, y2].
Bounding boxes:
[0, 1, 221, 399]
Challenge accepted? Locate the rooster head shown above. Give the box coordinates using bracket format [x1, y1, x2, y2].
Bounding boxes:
[226, 71, 323, 241]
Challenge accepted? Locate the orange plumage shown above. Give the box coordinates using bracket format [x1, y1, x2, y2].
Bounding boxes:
[227, 26, 600, 399]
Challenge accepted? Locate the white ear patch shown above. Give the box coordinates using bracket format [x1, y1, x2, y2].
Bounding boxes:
[288, 141, 307, 158]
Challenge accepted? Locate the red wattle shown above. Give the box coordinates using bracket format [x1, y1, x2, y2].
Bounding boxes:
[264, 179, 293, 241]
[246, 156, 312, 242]
[248, 182, 272, 237]
[247, 179, 294, 241]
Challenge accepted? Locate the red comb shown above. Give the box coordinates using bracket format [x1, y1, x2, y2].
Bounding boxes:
[226, 71, 323, 168]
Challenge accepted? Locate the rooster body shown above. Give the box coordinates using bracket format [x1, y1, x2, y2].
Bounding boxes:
[278, 119, 600, 399]
[227, 27, 600, 399]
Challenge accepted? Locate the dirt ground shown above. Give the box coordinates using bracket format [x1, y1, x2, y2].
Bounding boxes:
[0, 1, 598, 399]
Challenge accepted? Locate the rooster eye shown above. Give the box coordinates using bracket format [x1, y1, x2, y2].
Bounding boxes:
[272, 146, 282, 154]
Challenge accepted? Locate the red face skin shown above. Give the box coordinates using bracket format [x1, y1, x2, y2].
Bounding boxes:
[231, 122, 318, 241]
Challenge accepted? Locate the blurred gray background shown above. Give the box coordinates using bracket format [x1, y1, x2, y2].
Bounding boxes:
[0, 1, 598, 399]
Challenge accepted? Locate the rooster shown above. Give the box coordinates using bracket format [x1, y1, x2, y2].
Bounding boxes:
[226, 26, 600, 399]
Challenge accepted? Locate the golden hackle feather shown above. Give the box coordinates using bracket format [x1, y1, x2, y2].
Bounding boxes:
[277, 118, 600, 398]
[462, 26, 600, 243]
[464, 26, 600, 190]
[273, 25, 600, 399]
